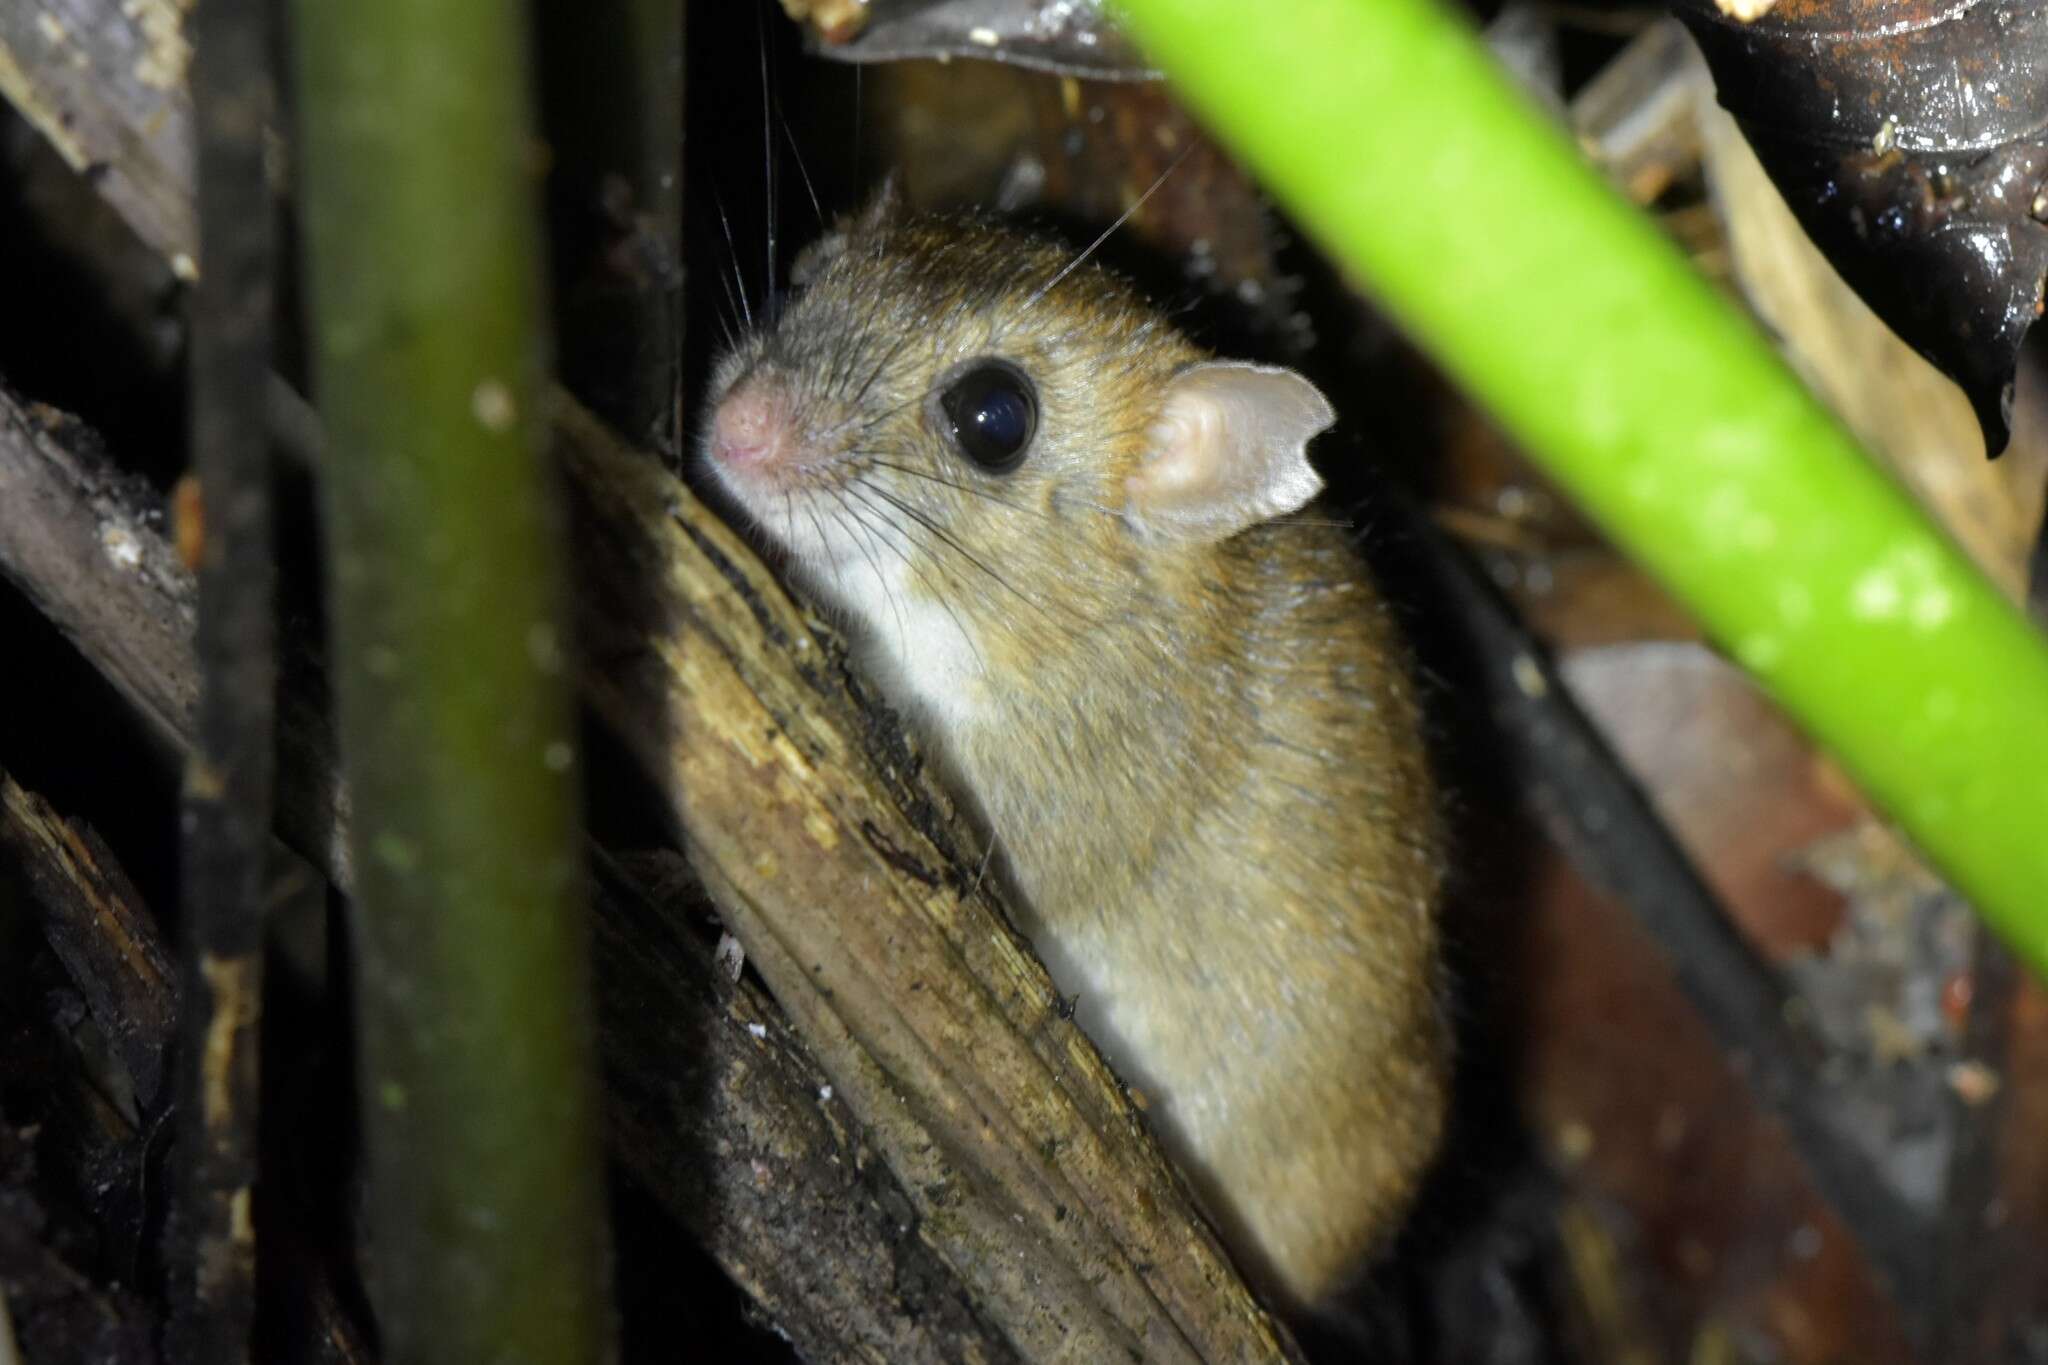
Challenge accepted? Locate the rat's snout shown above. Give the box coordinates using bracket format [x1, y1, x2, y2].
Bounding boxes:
[708, 376, 795, 474]
[707, 372, 850, 498]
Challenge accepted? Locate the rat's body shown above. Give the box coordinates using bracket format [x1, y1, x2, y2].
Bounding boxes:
[703, 200, 1449, 1307]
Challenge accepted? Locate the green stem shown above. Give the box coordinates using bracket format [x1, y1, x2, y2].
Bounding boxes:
[1112, 0, 2048, 978]
[291, 1, 613, 1360]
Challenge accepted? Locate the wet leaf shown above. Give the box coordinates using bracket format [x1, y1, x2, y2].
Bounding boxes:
[790, 0, 1155, 80]
[1674, 0, 2048, 455]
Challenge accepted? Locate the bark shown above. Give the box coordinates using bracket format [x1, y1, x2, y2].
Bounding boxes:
[0, 772, 177, 1115]
[0, 0, 198, 270]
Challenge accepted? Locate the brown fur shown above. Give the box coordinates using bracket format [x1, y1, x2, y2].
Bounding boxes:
[705, 202, 1449, 1307]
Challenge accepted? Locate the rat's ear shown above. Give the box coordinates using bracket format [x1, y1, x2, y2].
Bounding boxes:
[794, 178, 904, 286]
[856, 172, 904, 229]
[790, 230, 846, 287]
[1125, 362, 1333, 543]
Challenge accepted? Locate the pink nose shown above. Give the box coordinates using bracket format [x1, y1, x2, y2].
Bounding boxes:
[710, 379, 790, 470]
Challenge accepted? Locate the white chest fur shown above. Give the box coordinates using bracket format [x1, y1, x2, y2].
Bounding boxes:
[814, 532, 989, 739]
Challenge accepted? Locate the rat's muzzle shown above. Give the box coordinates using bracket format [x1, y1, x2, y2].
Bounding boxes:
[706, 370, 855, 501]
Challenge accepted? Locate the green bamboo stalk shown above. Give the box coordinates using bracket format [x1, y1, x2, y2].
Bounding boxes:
[290, 2, 613, 1361]
[1112, 0, 2048, 978]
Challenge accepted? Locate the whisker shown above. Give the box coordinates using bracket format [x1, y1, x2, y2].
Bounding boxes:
[854, 388, 925, 434]
[871, 458, 1128, 522]
[840, 481, 992, 676]
[839, 323, 920, 408]
[705, 263, 746, 355]
[853, 477, 1086, 627]
[713, 300, 740, 354]
[1016, 146, 1194, 315]
[865, 449, 1346, 535]
[810, 386, 922, 447]
[781, 115, 825, 226]
[969, 830, 999, 900]
[835, 480, 987, 679]
[829, 297, 879, 398]
[712, 188, 755, 333]
[757, 0, 782, 325]
[822, 484, 909, 655]
[799, 495, 845, 604]
[862, 459, 1061, 520]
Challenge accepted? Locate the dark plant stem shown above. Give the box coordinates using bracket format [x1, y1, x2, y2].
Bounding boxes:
[1425, 529, 1931, 1303]
[1932, 929, 2021, 1362]
[169, 0, 278, 1357]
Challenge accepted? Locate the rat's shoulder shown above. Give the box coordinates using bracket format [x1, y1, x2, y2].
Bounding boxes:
[1204, 513, 1377, 609]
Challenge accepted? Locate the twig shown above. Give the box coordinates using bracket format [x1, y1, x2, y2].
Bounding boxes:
[167, 0, 278, 1355]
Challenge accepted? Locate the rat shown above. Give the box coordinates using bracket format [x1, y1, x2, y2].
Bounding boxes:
[700, 190, 1450, 1311]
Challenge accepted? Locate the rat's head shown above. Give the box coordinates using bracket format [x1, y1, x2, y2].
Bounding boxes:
[701, 191, 1336, 725]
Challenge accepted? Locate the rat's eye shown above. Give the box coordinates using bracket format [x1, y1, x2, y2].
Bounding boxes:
[939, 361, 1037, 474]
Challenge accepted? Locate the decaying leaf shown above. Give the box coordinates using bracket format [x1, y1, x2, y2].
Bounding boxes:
[1674, 0, 2048, 455]
[794, 0, 1154, 80]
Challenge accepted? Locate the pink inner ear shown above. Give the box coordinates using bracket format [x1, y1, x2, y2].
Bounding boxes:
[1126, 363, 1332, 543]
[1131, 395, 1227, 498]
